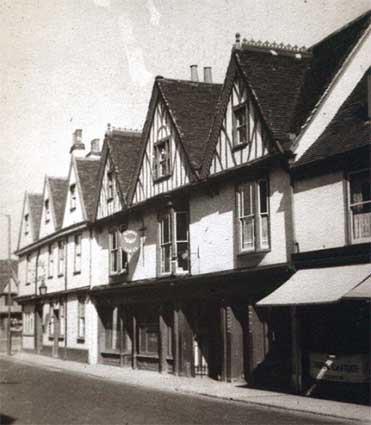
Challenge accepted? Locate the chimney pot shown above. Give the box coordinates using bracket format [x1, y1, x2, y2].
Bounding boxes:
[73, 129, 83, 145]
[204, 67, 212, 83]
[91, 138, 100, 153]
[190, 65, 199, 82]
[235, 33, 241, 48]
[70, 129, 85, 156]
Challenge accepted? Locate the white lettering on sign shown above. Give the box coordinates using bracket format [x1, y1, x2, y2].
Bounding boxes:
[121, 230, 140, 254]
[309, 353, 370, 383]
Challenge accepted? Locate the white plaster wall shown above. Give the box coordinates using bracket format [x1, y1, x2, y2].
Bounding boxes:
[18, 254, 34, 297]
[86, 298, 98, 364]
[22, 335, 35, 350]
[39, 243, 65, 295]
[294, 171, 346, 252]
[91, 228, 109, 287]
[62, 165, 85, 228]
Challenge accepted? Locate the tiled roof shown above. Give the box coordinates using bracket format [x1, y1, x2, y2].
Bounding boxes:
[28, 193, 43, 240]
[75, 158, 101, 221]
[157, 78, 222, 171]
[0, 259, 17, 293]
[294, 72, 370, 167]
[48, 177, 68, 230]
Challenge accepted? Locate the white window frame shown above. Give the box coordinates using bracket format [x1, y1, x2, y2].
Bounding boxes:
[237, 179, 270, 253]
[153, 138, 171, 180]
[57, 240, 65, 276]
[159, 212, 172, 275]
[74, 233, 82, 273]
[70, 184, 77, 211]
[25, 255, 31, 285]
[348, 169, 371, 244]
[174, 211, 189, 274]
[109, 230, 119, 274]
[233, 103, 248, 146]
[78, 297, 86, 340]
[48, 244, 54, 278]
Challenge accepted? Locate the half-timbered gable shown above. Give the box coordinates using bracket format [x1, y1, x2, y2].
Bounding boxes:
[39, 177, 68, 239]
[18, 192, 43, 249]
[63, 157, 100, 227]
[130, 78, 222, 205]
[96, 129, 141, 220]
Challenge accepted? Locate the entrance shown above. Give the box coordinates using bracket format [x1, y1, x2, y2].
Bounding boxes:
[52, 309, 60, 358]
[35, 304, 43, 353]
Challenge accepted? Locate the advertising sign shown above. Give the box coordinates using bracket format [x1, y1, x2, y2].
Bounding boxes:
[121, 230, 140, 254]
[310, 352, 370, 383]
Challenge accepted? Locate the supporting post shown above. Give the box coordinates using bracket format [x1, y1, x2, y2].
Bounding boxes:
[159, 305, 167, 373]
[291, 306, 302, 394]
[132, 312, 137, 369]
[173, 304, 180, 376]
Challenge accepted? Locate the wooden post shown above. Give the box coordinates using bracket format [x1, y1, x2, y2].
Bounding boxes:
[119, 305, 124, 368]
[291, 306, 302, 394]
[132, 312, 137, 369]
[159, 304, 167, 373]
[173, 304, 180, 376]
[220, 305, 227, 382]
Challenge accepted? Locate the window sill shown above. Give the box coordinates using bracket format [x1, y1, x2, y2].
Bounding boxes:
[47, 276, 53, 280]
[232, 142, 248, 152]
[77, 337, 85, 344]
[73, 270, 81, 275]
[153, 174, 171, 184]
[57, 273, 64, 278]
[237, 248, 271, 257]
[48, 336, 64, 341]
[136, 353, 159, 359]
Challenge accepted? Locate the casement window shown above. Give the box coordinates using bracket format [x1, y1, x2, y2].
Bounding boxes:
[137, 307, 158, 356]
[108, 229, 127, 275]
[48, 304, 54, 337]
[57, 240, 65, 276]
[24, 214, 29, 235]
[237, 179, 270, 252]
[70, 184, 76, 210]
[104, 305, 120, 351]
[78, 297, 85, 341]
[107, 171, 114, 200]
[25, 255, 30, 285]
[45, 199, 50, 223]
[348, 170, 371, 242]
[153, 138, 171, 180]
[23, 312, 34, 334]
[74, 233, 82, 273]
[233, 104, 247, 146]
[159, 209, 189, 275]
[59, 301, 65, 337]
[48, 244, 54, 278]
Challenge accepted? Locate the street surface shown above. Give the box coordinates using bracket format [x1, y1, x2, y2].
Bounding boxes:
[0, 358, 351, 425]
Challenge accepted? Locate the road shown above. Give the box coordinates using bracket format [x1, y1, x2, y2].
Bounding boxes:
[0, 357, 350, 425]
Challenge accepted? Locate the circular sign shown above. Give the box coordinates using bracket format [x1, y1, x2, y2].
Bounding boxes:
[121, 230, 140, 254]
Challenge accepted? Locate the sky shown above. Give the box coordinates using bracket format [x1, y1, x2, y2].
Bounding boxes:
[0, 0, 369, 258]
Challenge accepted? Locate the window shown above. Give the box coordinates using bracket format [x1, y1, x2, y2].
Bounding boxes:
[104, 305, 120, 351]
[78, 297, 85, 341]
[45, 199, 50, 223]
[74, 234, 82, 273]
[70, 184, 76, 210]
[233, 104, 247, 146]
[137, 307, 158, 356]
[107, 171, 114, 200]
[25, 255, 30, 285]
[349, 170, 371, 242]
[58, 240, 65, 276]
[23, 312, 34, 335]
[237, 179, 270, 252]
[48, 304, 54, 337]
[5, 294, 13, 306]
[159, 209, 189, 275]
[48, 244, 54, 278]
[24, 214, 29, 235]
[153, 138, 170, 180]
[59, 301, 65, 337]
[108, 229, 127, 275]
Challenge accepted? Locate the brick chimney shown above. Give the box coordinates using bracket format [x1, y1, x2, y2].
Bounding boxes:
[70, 129, 85, 157]
[86, 139, 101, 157]
[204, 67, 212, 83]
[190, 65, 199, 82]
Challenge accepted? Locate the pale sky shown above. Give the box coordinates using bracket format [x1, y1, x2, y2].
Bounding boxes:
[0, 0, 369, 258]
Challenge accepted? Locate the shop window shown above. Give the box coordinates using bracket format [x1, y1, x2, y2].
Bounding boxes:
[74, 233, 82, 273]
[137, 308, 159, 356]
[104, 305, 120, 351]
[78, 297, 85, 341]
[349, 169, 371, 243]
[159, 208, 189, 275]
[48, 244, 54, 278]
[153, 138, 170, 180]
[23, 311, 34, 334]
[57, 240, 65, 276]
[70, 184, 76, 210]
[236, 179, 270, 252]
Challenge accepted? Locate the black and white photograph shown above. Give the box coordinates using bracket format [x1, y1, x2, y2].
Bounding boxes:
[0, 0, 370, 424]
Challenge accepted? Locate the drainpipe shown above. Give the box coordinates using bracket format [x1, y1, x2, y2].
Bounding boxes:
[64, 236, 68, 359]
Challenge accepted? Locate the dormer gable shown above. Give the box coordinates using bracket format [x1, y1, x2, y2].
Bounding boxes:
[39, 176, 68, 239]
[63, 158, 85, 227]
[18, 192, 43, 249]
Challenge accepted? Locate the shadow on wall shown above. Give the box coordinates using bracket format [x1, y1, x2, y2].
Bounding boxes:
[0, 414, 16, 425]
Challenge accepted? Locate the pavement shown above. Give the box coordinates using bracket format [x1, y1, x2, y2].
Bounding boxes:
[4, 352, 371, 424]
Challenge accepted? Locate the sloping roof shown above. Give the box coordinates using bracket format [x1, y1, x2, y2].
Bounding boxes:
[28, 193, 43, 240]
[0, 260, 18, 294]
[48, 177, 68, 230]
[294, 71, 370, 167]
[75, 158, 101, 221]
[157, 78, 222, 171]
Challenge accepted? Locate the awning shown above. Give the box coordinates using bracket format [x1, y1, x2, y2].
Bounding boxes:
[257, 264, 371, 306]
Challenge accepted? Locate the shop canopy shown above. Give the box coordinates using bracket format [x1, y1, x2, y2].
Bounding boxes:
[257, 264, 371, 306]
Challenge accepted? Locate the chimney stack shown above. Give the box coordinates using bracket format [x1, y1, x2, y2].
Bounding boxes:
[70, 129, 85, 157]
[204, 67, 212, 83]
[86, 139, 100, 157]
[190, 65, 199, 82]
[235, 33, 241, 48]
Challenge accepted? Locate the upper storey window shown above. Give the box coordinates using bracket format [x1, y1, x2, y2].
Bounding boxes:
[24, 214, 29, 235]
[70, 184, 76, 211]
[108, 228, 128, 276]
[349, 170, 371, 243]
[153, 138, 170, 180]
[233, 104, 247, 146]
[237, 179, 270, 253]
[107, 171, 114, 201]
[44, 199, 50, 223]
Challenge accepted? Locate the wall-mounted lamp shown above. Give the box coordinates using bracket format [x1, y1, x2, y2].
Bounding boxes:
[39, 280, 47, 296]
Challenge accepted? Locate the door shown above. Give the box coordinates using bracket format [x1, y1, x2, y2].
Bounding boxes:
[52, 310, 60, 358]
[35, 304, 43, 353]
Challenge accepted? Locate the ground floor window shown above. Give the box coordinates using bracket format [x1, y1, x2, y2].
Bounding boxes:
[23, 311, 34, 334]
[78, 297, 86, 341]
[137, 307, 159, 356]
[101, 304, 132, 353]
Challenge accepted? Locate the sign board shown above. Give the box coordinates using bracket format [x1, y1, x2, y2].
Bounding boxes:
[121, 230, 140, 254]
[310, 352, 370, 383]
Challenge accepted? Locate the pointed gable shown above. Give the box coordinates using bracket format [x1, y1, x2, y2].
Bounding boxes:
[130, 77, 221, 205]
[18, 192, 43, 249]
[75, 158, 101, 221]
[28, 193, 43, 239]
[96, 129, 141, 220]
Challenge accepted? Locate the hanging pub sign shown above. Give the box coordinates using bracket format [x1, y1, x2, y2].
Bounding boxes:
[309, 352, 370, 383]
[121, 229, 140, 254]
